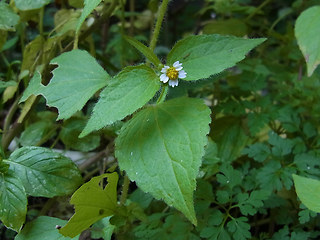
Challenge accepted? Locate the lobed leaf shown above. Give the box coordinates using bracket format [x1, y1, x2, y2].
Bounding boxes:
[59, 173, 118, 238]
[20, 50, 109, 120]
[115, 97, 211, 225]
[80, 65, 160, 137]
[167, 34, 266, 81]
[5, 146, 83, 198]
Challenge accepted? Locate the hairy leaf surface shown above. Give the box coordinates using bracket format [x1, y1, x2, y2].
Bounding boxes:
[115, 97, 211, 225]
[167, 34, 266, 81]
[20, 50, 109, 120]
[80, 65, 160, 137]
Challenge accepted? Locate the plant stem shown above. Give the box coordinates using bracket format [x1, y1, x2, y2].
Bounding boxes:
[39, 7, 44, 36]
[156, 85, 168, 104]
[120, 174, 130, 205]
[245, 0, 273, 22]
[149, 0, 170, 52]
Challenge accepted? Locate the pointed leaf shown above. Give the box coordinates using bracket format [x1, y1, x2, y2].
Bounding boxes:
[124, 36, 161, 66]
[293, 174, 320, 213]
[80, 65, 160, 137]
[20, 50, 109, 120]
[0, 2, 20, 31]
[59, 173, 118, 238]
[115, 97, 211, 225]
[15, 216, 79, 240]
[295, 6, 320, 76]
[167, 34, 266, 81]
[5, 146, 83, 198]
[76, 0, 102, 34]
[0, 170, 27, 232]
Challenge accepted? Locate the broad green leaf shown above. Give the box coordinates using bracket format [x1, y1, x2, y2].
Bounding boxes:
[295, 6, 320, 76]
[80, 65, 160, 137]
[15, 0, 51, 10]
[60, 118, 100, 152]
[76, 0, 102, 34]
[15, 216, 79, 240]
[167, 34, 266, 81]
[0, 170, 27, 232]
[0, 2, 20, 31]
[293, 174, 320, 213]
[19, 121, 56, 146]
[115, 97, 211, 225]
[125, 36, 161, 66]
[59, 173, 118, 238]
[5, 146, 83, 198]
[20, 50, 109, 120]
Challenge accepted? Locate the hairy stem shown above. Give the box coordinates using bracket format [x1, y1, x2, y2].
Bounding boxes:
[120, 174, 130, 205]
[149, 0, 170, 52]
[156, 85, 168, 104]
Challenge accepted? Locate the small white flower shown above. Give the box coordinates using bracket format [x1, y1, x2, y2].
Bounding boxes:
[159, 61, 187, 87]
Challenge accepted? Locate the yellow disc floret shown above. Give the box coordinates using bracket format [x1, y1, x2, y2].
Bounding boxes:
[166, 67, 179, 80]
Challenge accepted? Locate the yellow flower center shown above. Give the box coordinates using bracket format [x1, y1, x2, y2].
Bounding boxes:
[166, 67, 179, 80]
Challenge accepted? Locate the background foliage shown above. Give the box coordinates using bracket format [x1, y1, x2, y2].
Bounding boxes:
[0, 0, 320, 239]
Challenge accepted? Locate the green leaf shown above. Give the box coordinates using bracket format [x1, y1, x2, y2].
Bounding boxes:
[5, 146, 83, 198]
[236, 190, 270, 216]
[293, 174, 320, 213]
[19, 121, 55, 146]
[91, 217, 115, 240]
[268, 131, 293, 157]
[298, 204, 317, 224]
[76, 0, 102, 34]
[20, 50, 109, 120]
[242, 143, 270, 162]
[15, 216, 79, 240]
[227, 217, 251, 240]
[0, 170, 27, 232]
[295, 6, 320, 76]
[80, 65, 160, 137]
[60, 118, 100, 152]
[59, 173, 118, 238]
[15, 0, 51, 10]
[0, 80, 17, 89]
[167, 34, 266, 81]
[115, 97, 211, 225]
[124, 36, 161, 66]
[0, 2, 20, 31]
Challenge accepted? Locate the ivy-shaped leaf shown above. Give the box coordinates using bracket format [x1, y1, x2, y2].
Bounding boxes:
[295, 6, 320, 76]
[115, 97, 211, 225]
[20, 49, 109, 120]
[15, 216, 79, 240]
[167, 34, 266, 81]
[59, 173, 118, 238]
[80, 65, 160, 137]
[0, 170, 27, 232]
[5, 146, 83, 198]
